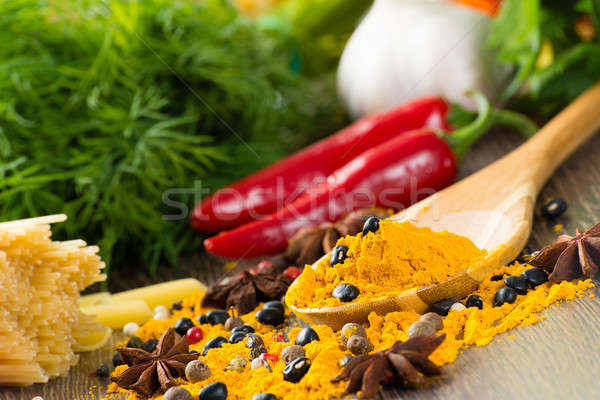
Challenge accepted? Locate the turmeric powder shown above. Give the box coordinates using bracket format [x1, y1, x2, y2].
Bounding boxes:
[286, 219, 487, 309]
[367, 262, 594, 366]
[105, 261, 594, 400]
[107, 295, 348, 400]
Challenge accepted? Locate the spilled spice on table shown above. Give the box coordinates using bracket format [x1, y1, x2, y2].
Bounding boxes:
[105, 261, 594, 400]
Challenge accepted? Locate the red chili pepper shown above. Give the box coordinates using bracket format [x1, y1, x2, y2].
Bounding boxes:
[191, 97, 451, 233]
[203, 129, 455, 258]
[203, 94, 510, 259]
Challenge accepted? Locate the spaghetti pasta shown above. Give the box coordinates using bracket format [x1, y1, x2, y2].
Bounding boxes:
[0, 215, 105, 385]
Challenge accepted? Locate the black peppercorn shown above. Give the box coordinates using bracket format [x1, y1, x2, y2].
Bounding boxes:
[522, 268, 549, 288]
[202, 336, 228, 356]
[362, 217, 380, 235]
[332, 283, 360, 302]
[256, 308, 284, 326]
[126, 336, 143, 349]
[206, 310, 230, 326]
[465, 295, 483, 309]
[96, 363, 109, 378]
[174, 317, 195, 336]
[263, 301, 285, 313]
[199, 382, 228, 400]
[542, 198, 567, 218]
[429, 298, 459, 316]
[330, 245, 349, 265]
[141, 338, 158, 353]
[283, 357, 311, 383]
[295, 327, 319, 346]
[229, 331, 247, 344]
[112, 352, 125, 367]
[231, 324, 255, 335]
[252, 394, 277, 400]
[196, 314, 208, 325]
[504, 276, 529, 295]
[494, 287, 517, 306]
[170, 300, 183, 311]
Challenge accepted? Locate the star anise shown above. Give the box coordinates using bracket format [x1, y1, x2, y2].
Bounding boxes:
[286, 208, 389, 266]
[332, 334, 445, 399]
[111, 328, 198, 397]
[202, 263, 290, 315]
[529, 222, 600, 282]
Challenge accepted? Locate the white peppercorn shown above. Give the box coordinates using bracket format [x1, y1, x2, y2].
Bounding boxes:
[251, 357, 272, 372]
[346, 335, 372, 355]
[153, 305, 170, 321]
[281, 345, 305, 364]
[224, 316, 244, 331]
[340, 323, 367, 347]
[122, 322, 140, 337]
[164, 386, 193, 400]
[419, 312, 443, 331]
[407, 321, 437, 338]
[185, 360, 211, 383]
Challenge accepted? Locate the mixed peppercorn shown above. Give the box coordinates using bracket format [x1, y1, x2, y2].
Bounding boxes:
[427, 267, 550, 312]
[110, 300, 319, 399]
[105, 217, 600, 400]
[109, 297, 396, 399]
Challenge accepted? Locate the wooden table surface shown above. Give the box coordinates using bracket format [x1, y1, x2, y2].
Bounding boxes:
[4, 129, 600, 400]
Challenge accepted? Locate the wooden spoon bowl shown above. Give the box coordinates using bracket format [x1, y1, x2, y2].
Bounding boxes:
[288, 83, 600, 330]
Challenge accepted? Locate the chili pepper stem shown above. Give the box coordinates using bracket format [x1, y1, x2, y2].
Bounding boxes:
[444, 91, 493, 161]
[445, 92, 538, 161]
[490, 108, 538, 138]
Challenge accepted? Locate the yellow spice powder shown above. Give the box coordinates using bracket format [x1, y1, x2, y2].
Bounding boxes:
[369, 263, 595, 366]
[106, 264, 594, 400]
[286, 219, 487, 309]
[108, 291, 348, 400]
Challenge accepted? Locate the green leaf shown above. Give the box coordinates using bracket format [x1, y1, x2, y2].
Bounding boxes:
[489, 0, 600, 117]
[489, 0, 542, 100]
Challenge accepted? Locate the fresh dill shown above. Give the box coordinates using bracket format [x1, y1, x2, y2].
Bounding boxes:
[0, 0, 350, 277]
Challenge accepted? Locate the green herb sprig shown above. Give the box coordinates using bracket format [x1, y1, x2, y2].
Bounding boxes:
[489, 0, 600, 117]
[0, 0, 348, 277]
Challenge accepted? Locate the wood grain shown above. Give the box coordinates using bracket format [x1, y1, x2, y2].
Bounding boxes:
[3, 129, 600, 400]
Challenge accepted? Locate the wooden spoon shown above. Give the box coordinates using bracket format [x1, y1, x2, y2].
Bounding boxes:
[287, 83, 600, 330]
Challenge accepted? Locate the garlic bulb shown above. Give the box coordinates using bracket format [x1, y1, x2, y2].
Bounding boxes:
[337, 0, 510, 118]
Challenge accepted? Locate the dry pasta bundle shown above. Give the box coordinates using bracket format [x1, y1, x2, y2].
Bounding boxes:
[0, 215, 105, 385]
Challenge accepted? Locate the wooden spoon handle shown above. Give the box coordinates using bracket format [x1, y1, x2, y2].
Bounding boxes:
[506, 82, 600, 194]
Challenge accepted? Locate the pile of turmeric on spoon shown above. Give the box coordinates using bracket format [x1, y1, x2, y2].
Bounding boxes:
[286, 218, 488, 309]
[104, 220, 598, 400]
